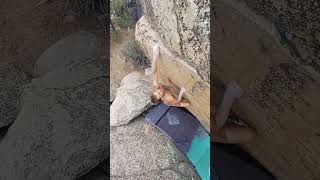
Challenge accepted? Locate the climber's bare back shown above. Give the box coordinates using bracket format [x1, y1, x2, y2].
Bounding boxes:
[156, 84, 189, 107]
[151, 45, 189, 107]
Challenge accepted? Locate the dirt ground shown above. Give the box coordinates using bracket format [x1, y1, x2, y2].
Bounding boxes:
[0, 0, 106, 75]
[110, 28, 144, 101]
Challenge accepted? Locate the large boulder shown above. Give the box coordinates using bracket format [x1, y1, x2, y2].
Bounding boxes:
[110, 116, 200, 179]
[213, 0, 320, 179]
[110, 71, 152, 127]
[0, 63, 30, 128]
[136, 16, 210, 132]
[33, 31, 97, 77]
[0, 33, 109, 180]
[139, 0, 210, 82]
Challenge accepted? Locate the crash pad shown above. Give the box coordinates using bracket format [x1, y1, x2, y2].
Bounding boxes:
[145, 103, 210, 180]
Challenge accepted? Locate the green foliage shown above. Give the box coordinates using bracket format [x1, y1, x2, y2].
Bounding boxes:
[111, 0, 132, 27]
[66, 0, 106, 16]
[111, 0, 124, 16]
[121, 38, 150, 68]
[118, 13, 132, 27]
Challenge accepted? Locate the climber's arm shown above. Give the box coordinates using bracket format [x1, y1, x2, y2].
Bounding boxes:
[152, 57, 159, 88]
[177, 87, 186, 102]
[215, 82, 243, 129]
[152, 45, 160, 88]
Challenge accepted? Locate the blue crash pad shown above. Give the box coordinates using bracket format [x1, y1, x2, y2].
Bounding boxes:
[145, 103, 210, 180]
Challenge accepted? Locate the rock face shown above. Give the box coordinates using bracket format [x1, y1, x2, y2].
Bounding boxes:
[139, 0, 210, 82]
[110, 71, 152, 127]
[110, 116, 200, 179]
[0, 63, 30, 128]
[33, 31, 97, 77]
[213, 0, 320, 180]
[242, 0, 320, 63]
[135, 0, 210, 132]
[136, 16, 210, 132]
[0, 32, 109, 180]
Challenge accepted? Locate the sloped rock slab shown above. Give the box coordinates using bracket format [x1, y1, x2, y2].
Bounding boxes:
[33, 31, 97, 78]
[0, 33, 109, 180]
[0, 63, 30, 128]
[110, 116, 200, 180]
[139, 0, 210, 82]
[110, 72, 152, 127]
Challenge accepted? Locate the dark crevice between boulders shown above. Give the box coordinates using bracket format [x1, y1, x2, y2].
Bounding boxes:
[77, 157, 110, 180]
[211, 75, 226, 110]
[0, 122, 13, 143]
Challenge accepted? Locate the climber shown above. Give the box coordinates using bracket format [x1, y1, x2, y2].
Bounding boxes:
[211, 81, 256, 144]
[150, 45, 190, 107]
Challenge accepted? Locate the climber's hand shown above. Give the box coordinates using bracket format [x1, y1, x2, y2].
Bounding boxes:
[180, 87, 186, 93]
[153, 44, 160, 60]
[226, 81, 243, 99]
[177, 86, 186, 102]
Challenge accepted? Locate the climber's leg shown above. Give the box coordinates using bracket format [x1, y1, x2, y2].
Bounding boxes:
[171, 100, 189, 107]
[212, 124, 256, 144]
[179, 101, 190, 107]
[215, 81, 243, 129]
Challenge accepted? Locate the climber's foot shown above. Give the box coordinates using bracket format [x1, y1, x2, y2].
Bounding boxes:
[212, 124, 256, 144]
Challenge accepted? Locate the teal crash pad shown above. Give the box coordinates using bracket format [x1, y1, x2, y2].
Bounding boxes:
[188, 136, 210, 180]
